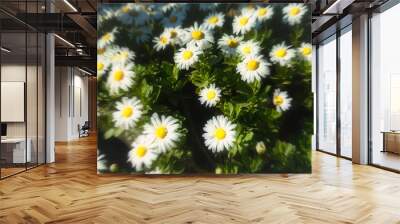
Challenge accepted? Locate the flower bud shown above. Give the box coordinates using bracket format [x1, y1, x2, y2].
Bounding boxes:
[110, 163, 119, 173]
[256, 141, 266, 154]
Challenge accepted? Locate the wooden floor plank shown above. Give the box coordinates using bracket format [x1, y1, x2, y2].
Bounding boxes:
[0, 135, 400, 224]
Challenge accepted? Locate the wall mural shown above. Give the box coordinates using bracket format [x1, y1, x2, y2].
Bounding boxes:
[97, 3, 312, 174]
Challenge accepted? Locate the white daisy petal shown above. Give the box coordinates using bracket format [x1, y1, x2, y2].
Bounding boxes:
[199, 84, 221, 107]
[237, 40, 262, 58]
[269, 42, 296, 67]
[298, 42, 312, 61]
[112, 97, 143, 129]
[182, 22, 214, 50]
[128, 135, 158, 171]
[255, 6, 274, 22]
[143, 113, 182, 153]
[203, 115, 236, 153]
[237, 55, 270, 83]
[218, 35, 243, 55]
[174, 45, 202, 70]
[98, 28, 117, 48]
[107, 63, 135, 94]
[283, 3, 307, 25]
[232, 11, 256, 35]
[203, 12, 225, 30]
[273, 89, 292, 112]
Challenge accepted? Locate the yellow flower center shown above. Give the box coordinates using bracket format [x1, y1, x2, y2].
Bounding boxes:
[191, 30, 204, 40]
[182, 50, 193, 60]
[227, 39, 238, 48]
[289, 7, 300, 16]
[239, 17, 249, 26]
[98, 48, 105, 55]
[208, 16, 219, 24]
[122, 5, 130, 13]
[258, 8, 268, 17]
[97, 62, 104, 71]
[113, 69, 124, 81]
[274, 95, 284, 106]
[101, 33, 112, 42]
[246, 59, 260, 71]
[302, 47, 311, 56]
[275, 48, 287, 58]
[155, 126, 168, 139]
[206, 90, 216, 100]
[243, 46, 252, 54]
[135, 145, 147, 158]
[160, 36, 168, 44]
[214, 128, 226, 140]
[169, 16, 177, 23]
[121, 106, 133, 118]
[170, 30, 177, 38]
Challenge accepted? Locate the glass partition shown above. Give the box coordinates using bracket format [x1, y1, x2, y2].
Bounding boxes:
[339, 26, 352, 158]
[317, 35, 337, 154]
[0, 1, 46, 179]
[370, 3, 400, 171]
[1, 31, 28, 177]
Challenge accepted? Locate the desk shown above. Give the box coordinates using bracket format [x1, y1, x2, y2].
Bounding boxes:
[1, 138, 31, 163]
[382, 131, 400, 154]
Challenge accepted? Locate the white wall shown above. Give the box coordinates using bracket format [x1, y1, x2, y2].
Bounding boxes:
[55, 67, 89, 141]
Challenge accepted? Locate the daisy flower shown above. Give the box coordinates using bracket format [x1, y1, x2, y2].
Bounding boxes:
[107, 46, 135, 65]
[162, 26, 184, 46]
[203, 115, 236, 153]
[153, 33, 170, 51]
[97, 56, 109, 78]
[232, 11, 256, 35]
[237, 55, 270, 83]
[174, 45, 201, 70]
[255, 6, 274, 22]
[298, 42, 312, 60]
[128, 135, 158, 171]
[107, 63, 135, 94]
[98, 29, 116, 48]
[237, 40, 262, 58]
[273, 89, 292, 112]
[183, 22, 214, 50]
[143, 113, 182, 153]
[203, 12, 225, 30]
[112, 97, 143, 129]
[199, 84, 221, 107]
[218, 35, 243, 55]
[269, 43, 295, 66]
[161, 10, 185, 27]
[283, 3, 307, 25]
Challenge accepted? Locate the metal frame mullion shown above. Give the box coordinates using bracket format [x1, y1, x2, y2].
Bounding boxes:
[336, 24, 341, 157]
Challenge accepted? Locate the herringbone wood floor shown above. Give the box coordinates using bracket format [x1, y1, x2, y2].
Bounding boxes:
[1, 135, 400, 224]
